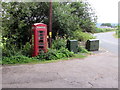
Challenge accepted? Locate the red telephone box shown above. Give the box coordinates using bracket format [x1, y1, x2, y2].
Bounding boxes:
[32, 23, 48, 57]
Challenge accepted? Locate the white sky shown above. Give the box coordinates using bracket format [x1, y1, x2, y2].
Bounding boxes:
[87, 0, 119, 23]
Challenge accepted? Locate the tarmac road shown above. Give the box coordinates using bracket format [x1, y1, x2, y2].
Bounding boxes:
[2, 31, 118, 88]
[94, 31, 119, 56]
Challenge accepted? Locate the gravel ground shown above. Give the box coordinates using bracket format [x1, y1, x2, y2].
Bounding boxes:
[1, 49, 118, 88]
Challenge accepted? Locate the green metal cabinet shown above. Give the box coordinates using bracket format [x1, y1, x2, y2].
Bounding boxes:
[86, 39, 99, 51]
[67, 40, 78, 53]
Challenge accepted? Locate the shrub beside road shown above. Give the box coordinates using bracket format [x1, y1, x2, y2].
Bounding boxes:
[94, 28, 116, 33]
[2, 2, 97, 65]
[2, 37, 91, 65]
[114, 30, 120, 38]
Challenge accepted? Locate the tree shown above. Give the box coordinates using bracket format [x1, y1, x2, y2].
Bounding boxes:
[70, 2, 97, 32]
[2, 2, 49, 48]
[101, 23, 112, 27]
[52, 2, 80, 38]
[2, 2, 97, 50]
[52, 2, 97, 38]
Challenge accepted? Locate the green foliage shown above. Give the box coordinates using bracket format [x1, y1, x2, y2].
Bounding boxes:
[52, 36, 66, 50]
[58, 47, 74, 57]
[78, 46, 89, 53]
[22, 42, 32, 56]
[2, 2, 49, 49]
[2, 2, 96, 63]
[33, 50, 46, 60]
[52, 2, 97, 37]
[34, 48, 74, 60]
[70, 2, 97, 33]
[2, 55, 38, 64]
[72, 30, 95, 41]
[2, 43, 20, 57]
[115, 30, 120, 38]
[43, 49, 58, 60]
[101, 23, 112, 27]
[52, 2, 77, 37]
[95, 28, 104, 33]
[2, 41, 32, 57]
[117, 25, 120, 38]
[94, 28, 114, 33]
[118, 31, 120, 38]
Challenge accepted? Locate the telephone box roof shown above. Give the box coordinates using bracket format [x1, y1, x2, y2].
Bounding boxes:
[33, 23, 46, 25]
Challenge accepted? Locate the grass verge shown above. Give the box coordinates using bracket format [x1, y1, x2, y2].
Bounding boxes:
[94, 28, 116, 33]
[2, 53, 89, 66]
[113, 33, 118, 38]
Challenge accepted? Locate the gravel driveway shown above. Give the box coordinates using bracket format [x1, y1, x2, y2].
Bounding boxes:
[2, 49, 118, 88]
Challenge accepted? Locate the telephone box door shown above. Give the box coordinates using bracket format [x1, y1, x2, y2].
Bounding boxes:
[32, 23, 48, 57]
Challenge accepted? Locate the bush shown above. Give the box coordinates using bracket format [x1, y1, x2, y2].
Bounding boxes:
[95, 28, 104, 33]
[2, 41, 32, 57]
[78, 46, 89, 53]
[2, 55, 38, 64]
[2, 37, 75, 64]
[33, 50, 46, 60]
[116, 30, 120, 38]
[34, 49, 58, 60]
[44, 49, 58, 60]
[58, 47, 74, 57]
[34, 48, 74, 60]
[73, 30, 95, 41]
[52, 36, 66, 50]
[22, 42, 32, 56]
[2, 43, 21, 57]
[95, 28, 114, 33]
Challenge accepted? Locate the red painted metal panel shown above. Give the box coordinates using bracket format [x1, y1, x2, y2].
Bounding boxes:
[32, 23, 48, 57]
